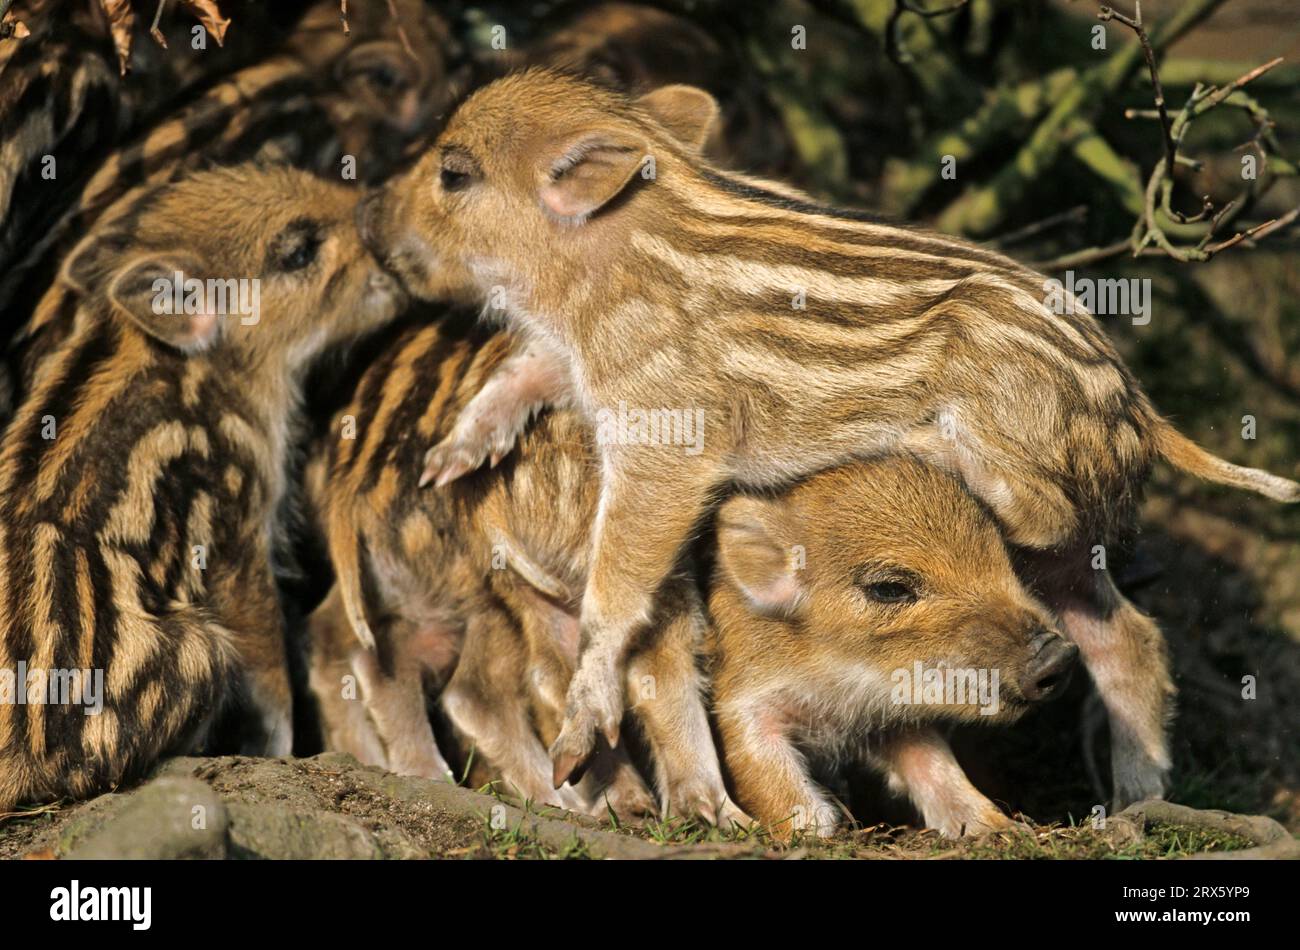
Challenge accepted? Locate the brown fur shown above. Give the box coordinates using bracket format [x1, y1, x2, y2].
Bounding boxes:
[0, 164, 404, 811]
[309, 319, 1083, 836]
[709, 460, 1076, 837]
[362, 70, 1296, 808]
[0, 0, 303, 317]
[306, 316, 719, 820]
[2, 0, 460, 369]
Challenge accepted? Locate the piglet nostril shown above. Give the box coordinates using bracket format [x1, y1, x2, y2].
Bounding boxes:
[1020, 637, 1078, 702]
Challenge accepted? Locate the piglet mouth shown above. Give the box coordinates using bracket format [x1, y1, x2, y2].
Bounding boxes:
[381, 246, 432, 295]
[368, 267, 409, 310]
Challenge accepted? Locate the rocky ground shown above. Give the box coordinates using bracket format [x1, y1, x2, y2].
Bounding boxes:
[2, 753, 1295, 860]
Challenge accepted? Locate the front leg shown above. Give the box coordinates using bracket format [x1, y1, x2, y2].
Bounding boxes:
[868, 728, 1016, 838]
[420, 337, 572, 487]
[715, 697, 839, 839]
[550, 446, 723, 784]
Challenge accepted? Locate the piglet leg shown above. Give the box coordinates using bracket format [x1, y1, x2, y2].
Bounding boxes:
[870, 728, 1016, 838]
[420, 338, 571, 487]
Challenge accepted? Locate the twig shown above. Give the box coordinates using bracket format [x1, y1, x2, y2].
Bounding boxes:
[1032, 240, 1143, 270]
[1202, 206, 1297, 255]
[384, 0, 415, 60]
[992, 206, 1088, 248]
[340, 0, 349, 36]
[1093, 1, 1292, 262]
[886, 0, 968, 66]
[1098, 3, 1177, 172]
[1028, 207, 1299, 270]
[150, 0, 168, 48]
[937, 0, 1230, 236]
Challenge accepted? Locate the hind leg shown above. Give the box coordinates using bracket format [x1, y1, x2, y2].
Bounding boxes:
[1019, 545, 1174, 810]
[353, 617, 457, 781]
[903, 416, 1080, 550]
[305, 586, 389, 768]
[501, 585, 657, 820]
[440, 606, 588, 813]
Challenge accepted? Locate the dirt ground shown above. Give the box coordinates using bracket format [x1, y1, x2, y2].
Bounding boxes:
[1, 753, 1294, 860]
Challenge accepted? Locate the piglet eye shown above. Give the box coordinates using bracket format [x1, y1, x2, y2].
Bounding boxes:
[282, 240, 317, 272]
[271, 218, 322, 273]
[440, 166, 471, 192]
[862, 581, 916, 605]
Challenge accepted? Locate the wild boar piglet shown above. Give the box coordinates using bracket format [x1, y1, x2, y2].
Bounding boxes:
[0, 164, 405, 811]
[359, 68, 1298, 810]
[306, 318, 672, 821]
[710, 457, 1079, 838]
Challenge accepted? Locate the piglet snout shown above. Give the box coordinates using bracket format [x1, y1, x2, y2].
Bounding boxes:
[1020, 632, 1078, 702]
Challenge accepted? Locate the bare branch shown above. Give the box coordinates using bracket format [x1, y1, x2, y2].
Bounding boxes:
[1098, 2, 1177, 173]
[1087, 3, 1293, 263]
[992, 206, 1088, 248]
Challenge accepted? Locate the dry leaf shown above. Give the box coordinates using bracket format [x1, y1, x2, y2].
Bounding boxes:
[98, 0, 136, 75]
[180, 0, 229, 47]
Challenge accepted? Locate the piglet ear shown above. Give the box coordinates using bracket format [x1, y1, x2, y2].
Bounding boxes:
[60, 226, 133, 298]
[715, 495, 807, 619]
[635, 84, 719, 152]
[107, 256, 223, 354]
[537, 129, 649, 223]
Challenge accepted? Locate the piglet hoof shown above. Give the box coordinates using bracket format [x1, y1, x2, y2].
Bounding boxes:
[419, 441, 484, 489]
[717, 796, 755, 832]
[664, 781, 752, 829]
[787, 803, 841, 839]
[590, 785, 659, 824]
[550, 716, 600, 788]
[1110, 758, 1168, 813]
[957, 810, 1028, 839]
[418, 407, 530, 489]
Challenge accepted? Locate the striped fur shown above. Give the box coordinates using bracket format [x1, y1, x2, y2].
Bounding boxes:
[309, 315, 729, 819]
[365, 70, 1296, 809]
[312, 318, 1076, 835]
[2, 0, 459, 382]
[0, 0, 297, 312]
[0, 164, 404, 810]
